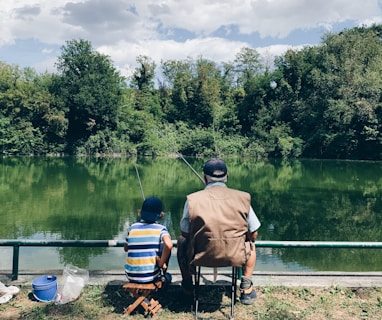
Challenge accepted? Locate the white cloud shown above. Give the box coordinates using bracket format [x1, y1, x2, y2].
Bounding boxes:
[42, 48, 53, 55]
[1, 0, 381, 75]
[360, 16, 382, 26]
[33, 57, 58, 73]
[98, 37, 251, 78]
[246, 0, 381, 37]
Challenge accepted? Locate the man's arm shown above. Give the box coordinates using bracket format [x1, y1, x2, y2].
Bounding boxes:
[247, 230, 258, 242]
[180, 200, 191, 239]
[247, 206, 261, 239]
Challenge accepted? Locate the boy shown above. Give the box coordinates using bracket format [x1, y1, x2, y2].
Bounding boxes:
[124, 197, 173, 283]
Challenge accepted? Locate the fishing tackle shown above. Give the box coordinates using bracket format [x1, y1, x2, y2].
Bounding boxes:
[134, 162, 145, 200]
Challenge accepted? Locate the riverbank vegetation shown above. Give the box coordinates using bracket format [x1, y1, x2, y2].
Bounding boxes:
[0, 25, 381, 160]
[1, 284, 382, 319]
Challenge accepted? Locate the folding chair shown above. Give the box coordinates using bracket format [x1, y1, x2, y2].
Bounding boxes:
[194, 266, 239, 320]
[122, 280, 163, 318]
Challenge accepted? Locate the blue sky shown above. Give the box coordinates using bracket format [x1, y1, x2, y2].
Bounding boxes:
[1, 0, 382, 78]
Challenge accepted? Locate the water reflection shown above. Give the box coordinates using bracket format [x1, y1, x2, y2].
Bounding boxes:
[0, 157, 381, 272]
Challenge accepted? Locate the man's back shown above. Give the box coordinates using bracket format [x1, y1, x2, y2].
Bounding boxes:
[187, 186, 251, 267]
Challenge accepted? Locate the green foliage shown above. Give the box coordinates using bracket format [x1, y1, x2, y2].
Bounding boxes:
[54, 39, 124, 154]
[0, 26, 381, 159]
[0, 64, 67, 154]
[161, 57, 223, 128]
[130, 55, 156, 91]
[175, 122, 215, 157]
[234, 47, 264, 86]
[130, 55, 163, 119]
[276, 25, 382, 159]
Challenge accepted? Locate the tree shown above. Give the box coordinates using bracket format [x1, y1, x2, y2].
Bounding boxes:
[232, 48, 265, 135]
[0, 63, 67, 154]
[161, 58, 195, 123]
[161, 57, 223, 128]
[233, 47, 263, 87]
[129, 55, 162, 118]
[276, 26, 382, 159]
[54, 39, 124, 154]
[130, 55, 156, 91]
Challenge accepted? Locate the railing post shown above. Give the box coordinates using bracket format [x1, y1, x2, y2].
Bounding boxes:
[12, 244, 20, 280]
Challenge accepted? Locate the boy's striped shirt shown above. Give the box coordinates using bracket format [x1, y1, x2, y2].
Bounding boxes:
[125, 222, 169, 283]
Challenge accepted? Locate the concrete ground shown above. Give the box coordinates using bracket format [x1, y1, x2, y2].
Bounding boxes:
[2, 270, 382, 288]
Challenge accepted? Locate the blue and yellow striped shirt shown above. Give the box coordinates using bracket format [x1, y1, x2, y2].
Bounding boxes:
[125, 222, 169, 283]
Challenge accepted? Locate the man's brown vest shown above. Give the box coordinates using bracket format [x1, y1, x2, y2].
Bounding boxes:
[188, 186, 251, 267]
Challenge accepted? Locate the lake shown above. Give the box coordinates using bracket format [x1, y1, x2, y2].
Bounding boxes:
[0, 157, 381, 272]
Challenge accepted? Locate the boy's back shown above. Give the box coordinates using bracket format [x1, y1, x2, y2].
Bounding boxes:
[124, 197, 173, 284]
[125, 221, 169, 283]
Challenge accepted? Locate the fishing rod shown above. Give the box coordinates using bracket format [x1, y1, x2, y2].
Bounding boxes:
[155, 129, 205, 185]
[134, 162, 145, 200]
[156, 129, 219, 281]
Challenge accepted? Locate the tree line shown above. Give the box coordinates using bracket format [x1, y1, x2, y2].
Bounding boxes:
[0, 25, 381, 159]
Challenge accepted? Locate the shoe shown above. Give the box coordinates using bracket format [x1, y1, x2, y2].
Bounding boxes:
[240, 287, 257, 305]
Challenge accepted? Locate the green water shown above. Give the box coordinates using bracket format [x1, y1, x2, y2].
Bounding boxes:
[0, 157, 381, 272]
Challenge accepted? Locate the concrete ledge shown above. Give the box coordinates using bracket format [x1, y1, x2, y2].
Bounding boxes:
[2, 270, 382, 288]
[252, 271, 382, 287]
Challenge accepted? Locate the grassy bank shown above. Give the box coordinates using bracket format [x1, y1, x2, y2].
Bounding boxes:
[1, 284, 382, 319]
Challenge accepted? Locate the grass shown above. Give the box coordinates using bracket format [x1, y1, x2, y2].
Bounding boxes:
[1, 284, 382, 319]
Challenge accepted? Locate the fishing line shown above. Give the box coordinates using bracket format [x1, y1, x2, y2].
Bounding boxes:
[156, 129, 219, 280]
[155, 129, 205, 185]
[134, 162, 145, 200]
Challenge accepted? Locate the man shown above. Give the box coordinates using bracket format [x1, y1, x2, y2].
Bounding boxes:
[177, 158, 261, 305]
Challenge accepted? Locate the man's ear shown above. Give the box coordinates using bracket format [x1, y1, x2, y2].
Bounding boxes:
[159, 211, 164, 219]
[137, 209, 141, 217]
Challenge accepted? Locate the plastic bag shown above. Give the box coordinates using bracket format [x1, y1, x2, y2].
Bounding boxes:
[55, 265, 89, 304]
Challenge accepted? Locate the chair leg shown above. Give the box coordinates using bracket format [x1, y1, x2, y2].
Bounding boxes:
[125, 294, 146, 315]
[230, 267, 238, 319]
[141, 297, 162, 318]
[148, 298, 162, 316]
[194, 266, 201, 319]
[123, 284, 162, 318]
[194, 266, 237, 319]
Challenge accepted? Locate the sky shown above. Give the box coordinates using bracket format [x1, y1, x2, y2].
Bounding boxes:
[1, 0, 382, 79]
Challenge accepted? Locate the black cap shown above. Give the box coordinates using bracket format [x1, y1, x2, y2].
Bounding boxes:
[203, 158, 227, 178]
[141, 197, 163, 223]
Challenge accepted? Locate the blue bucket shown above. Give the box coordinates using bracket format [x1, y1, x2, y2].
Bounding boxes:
[32, 275, 57, 302]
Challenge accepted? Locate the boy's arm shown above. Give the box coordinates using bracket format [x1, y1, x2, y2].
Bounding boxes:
[157, 234, 173, 269]
[124, 243, 128, 252]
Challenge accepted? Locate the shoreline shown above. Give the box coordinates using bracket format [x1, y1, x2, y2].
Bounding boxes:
[2, 270, 382, 288]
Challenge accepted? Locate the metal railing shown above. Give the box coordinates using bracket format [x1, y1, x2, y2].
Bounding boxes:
[2, 239, 382, 280]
